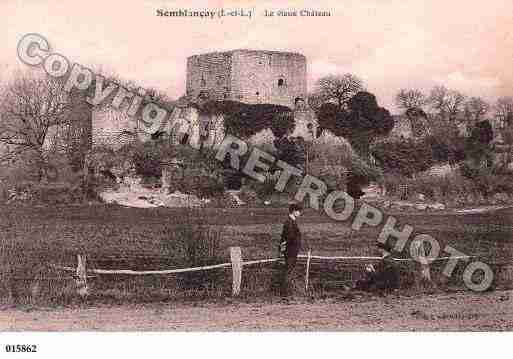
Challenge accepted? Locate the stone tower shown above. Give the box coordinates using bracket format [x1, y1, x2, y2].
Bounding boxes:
[186, 49, 307, 108]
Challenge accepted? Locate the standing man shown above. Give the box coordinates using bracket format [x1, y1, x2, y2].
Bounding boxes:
[279, 203, 303, 297]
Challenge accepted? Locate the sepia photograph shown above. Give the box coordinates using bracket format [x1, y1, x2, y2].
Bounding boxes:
[0, 0, 512, 356]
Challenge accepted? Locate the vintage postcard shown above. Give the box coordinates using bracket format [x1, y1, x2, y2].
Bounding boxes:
[0, 0, 512, 357]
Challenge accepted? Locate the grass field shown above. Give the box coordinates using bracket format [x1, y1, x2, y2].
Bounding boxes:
[1, 204, 511, 259]
[1, 204, 512, 304]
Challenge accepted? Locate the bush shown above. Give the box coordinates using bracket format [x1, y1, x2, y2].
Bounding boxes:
[384, 169, 513, 204]
[161, 211, 224, 290]
[473, 174, 513, 197]
[201, 100, 294, 139]
[253, 175, 278, 199]
[427, 135, 466, 164]
[188, 175, 225, 199]
[140, 176, 161, 189]
[5, 180, 94, 205]
[131, 143, 163, 178]
[373, 139, 434, 177]
[308, 132, 382, 189]
[239, 188, 259, 203]
[0, 231, 77, 305]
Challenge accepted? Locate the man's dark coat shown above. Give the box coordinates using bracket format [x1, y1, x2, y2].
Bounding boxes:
[281, 216, 301, 261]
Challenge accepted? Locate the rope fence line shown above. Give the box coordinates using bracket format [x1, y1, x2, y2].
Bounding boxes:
[50, 262, 233, 275]
[47, 247, 487, 298]
[49, 254, 478, 276]
[50, 258, 282, 275]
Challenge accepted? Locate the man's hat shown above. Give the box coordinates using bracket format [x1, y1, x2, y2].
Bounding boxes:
[289, 203, 303, 213]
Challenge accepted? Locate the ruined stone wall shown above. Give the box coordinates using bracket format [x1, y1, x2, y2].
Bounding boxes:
[92, 108, 140, 148]
[92, 105, 320, 152]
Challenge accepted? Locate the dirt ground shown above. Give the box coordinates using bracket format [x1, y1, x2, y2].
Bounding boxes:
[2, 290, 512, 331]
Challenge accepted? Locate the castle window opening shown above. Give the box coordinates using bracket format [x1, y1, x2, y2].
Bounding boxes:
[200, 77, 206, 87]
[278, 78, 285, 87]
[256, 91, 260, 96]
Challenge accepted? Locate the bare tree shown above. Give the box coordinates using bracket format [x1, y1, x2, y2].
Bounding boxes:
[309, 74, 364, 111]
[0, 74, 70, 180]
[464, 97, 489, 123]
[428, 85, 466, 120]
[495, 96, 513, 128]
[395, 89, 426, 111]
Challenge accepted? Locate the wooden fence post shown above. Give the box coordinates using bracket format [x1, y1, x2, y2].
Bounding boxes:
[230, 247, 242, 296]
[76, 254, 88, 297]
[305, 250, 312, 291]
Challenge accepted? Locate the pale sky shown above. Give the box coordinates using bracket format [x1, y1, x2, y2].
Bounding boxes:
[1, 0, 512, 113]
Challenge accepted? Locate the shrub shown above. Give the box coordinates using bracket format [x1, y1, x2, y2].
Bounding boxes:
[426, 135, 466, 164]
[384, 169, 513, 204]
[255, 175, 279, 199]
[373, 139, 434, 177]
[201, 100, 294, 139]
[161, 211, 224, 290]
[131, 144, 163, 178]
[308, 132, 382, 188]
[473, 174, 513, 197]
[5, 180, 97, 205]
[188, 175, 225, 199]
[140, 176, 161, 189]
[239, 187, 259, 203]
[0, 232, 75, 305]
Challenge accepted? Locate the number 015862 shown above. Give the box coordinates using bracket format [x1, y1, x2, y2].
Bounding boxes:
[5, 344, 38, 353]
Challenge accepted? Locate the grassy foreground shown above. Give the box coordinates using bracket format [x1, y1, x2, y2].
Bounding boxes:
[0, 204, 511, 304]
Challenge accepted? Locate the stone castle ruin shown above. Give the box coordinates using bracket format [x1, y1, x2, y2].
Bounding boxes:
[92, 49, 317, 148]
[186, 49, 307, 108]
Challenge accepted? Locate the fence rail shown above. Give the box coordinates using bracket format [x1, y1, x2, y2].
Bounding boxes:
[48, 247, 481, 298]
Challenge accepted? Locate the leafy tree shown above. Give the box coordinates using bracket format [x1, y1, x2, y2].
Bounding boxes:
[461, 120, 494, 178]
[464, 97, 489, 123]
[316, 91, 394, 160]
[308, 74, 364, 111]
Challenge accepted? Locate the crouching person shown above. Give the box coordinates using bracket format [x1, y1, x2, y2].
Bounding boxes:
[355, 242, 399, 293]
